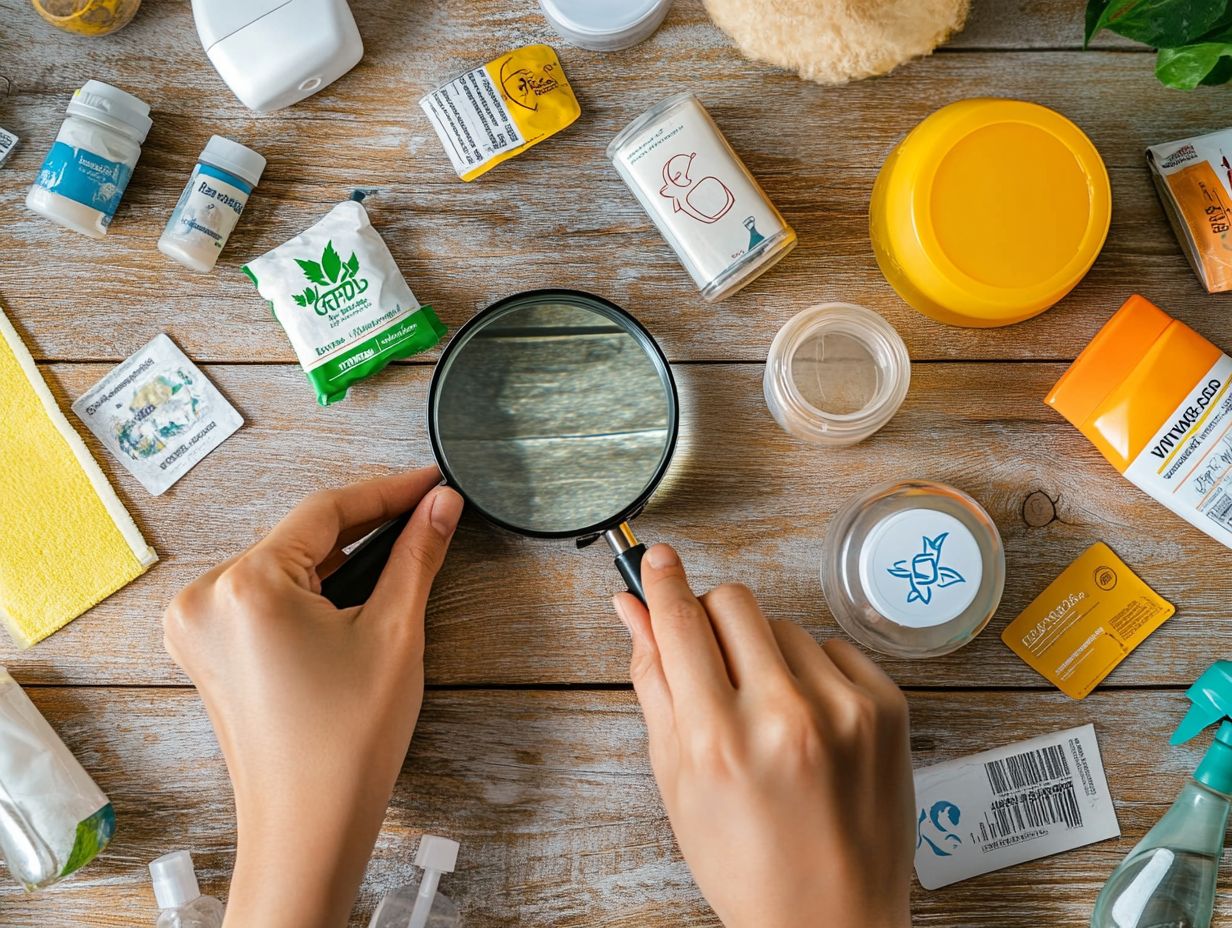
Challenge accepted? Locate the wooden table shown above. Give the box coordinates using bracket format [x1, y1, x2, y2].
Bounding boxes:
[1, 1, 1228, 924]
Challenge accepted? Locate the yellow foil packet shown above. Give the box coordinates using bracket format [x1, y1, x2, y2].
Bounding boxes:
[420, 44, 581, 182]
[1001, 543, 1174, 699]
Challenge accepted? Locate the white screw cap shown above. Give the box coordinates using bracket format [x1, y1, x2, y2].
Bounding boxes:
[415, 835, 459, 873]
[150, 850, 201, 910]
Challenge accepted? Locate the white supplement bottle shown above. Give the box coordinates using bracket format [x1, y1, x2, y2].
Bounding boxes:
[26, 80, 151, 239]
[159, 136, 266, 273]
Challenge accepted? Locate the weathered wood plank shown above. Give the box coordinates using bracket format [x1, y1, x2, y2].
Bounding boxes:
[0, 686, 1210, 928]
[2, 360, 1223, 690]
[0, 3, 1216, 365]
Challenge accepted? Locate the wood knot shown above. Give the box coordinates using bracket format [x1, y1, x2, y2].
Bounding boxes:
[1022, 491, 1057, 527]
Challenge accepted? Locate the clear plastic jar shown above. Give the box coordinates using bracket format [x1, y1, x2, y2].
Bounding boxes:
[26, 80, 151, 239]
[821, 481, 1004, 658]
[764, 303, 910, 446]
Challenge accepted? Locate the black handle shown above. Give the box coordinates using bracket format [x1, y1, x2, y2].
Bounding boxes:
[614, 543, 647, 603]
[321, 513, 409, 608]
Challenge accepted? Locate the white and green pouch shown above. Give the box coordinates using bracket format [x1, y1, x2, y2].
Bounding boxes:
[243, 199, 445, 405]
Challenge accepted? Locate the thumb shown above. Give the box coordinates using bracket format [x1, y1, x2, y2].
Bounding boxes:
[363, 486, 464, 623]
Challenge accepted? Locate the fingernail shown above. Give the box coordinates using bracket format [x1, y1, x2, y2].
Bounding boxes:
[612, 595, 632, 636]
[430, 487, 464, 534]
[646, 543, 679, 570]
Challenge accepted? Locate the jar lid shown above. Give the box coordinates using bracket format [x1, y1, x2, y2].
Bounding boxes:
[821, 480, 1005, 658]
[539, 0, 673, 51]
[201, 135, 266, 188]
[66, 80, 152, 143]
[871, 98, 1110, 328]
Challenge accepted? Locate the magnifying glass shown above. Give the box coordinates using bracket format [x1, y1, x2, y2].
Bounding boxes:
[323, 289, 679, 607]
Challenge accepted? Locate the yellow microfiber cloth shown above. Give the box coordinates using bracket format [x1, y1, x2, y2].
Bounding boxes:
[0, 305, 157, 648]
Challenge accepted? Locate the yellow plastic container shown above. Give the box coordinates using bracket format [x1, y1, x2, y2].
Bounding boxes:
[870, 98, 1111, 328]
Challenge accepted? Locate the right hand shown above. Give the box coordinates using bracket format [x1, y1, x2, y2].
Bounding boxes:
[613, 544, 914, 928]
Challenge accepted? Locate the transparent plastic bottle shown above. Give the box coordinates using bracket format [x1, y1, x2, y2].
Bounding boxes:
[150, 851, 224, 928]
[369, 834, 461, 928]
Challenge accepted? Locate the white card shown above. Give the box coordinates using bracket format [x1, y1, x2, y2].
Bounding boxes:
[73, 334, 242, 496]
[913, 723, 1119, 889]
[0, 127, 17, 167]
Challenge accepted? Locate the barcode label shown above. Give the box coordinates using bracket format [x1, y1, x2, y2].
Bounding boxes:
[420, 67, 523, 176]
[977, 781, 1084, 844]
[0, 127, 17, 167]
[983, 743, 1071, 795]
[1206, 489, 1232, 530]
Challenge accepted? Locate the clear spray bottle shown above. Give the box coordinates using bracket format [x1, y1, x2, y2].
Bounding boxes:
[150, 851, 224, 928]
[1090, 661, 1232, 928]
[369, 834, 461, 928]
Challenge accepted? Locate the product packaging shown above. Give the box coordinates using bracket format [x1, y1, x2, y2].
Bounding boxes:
[0, 666, 116, 890]
[1148, 128, 1232, 292]
[368, 835, 461, 928]
[150, 851, 224, 927]
[159, 135, 266, 273]
[1001, 542, 1174, 699]
[0, 127, 18, 167]
[538, 0, 672, 51]
[1048, 295, 1232, 551]
[420, 44, 581, 182]
[72, 334, 243, 496]
[243, 199, 445, 405]
[914, 724, 1119, 889]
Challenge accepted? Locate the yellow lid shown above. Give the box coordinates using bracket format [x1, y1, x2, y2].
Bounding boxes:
[870, 99, 1111, 328]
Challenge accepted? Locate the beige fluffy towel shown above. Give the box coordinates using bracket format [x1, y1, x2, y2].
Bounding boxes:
[704, 0, 971, 84]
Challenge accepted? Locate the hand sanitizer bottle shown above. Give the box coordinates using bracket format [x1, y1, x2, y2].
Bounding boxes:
[150, 851, 224, 928]
[369, 834, 461, 928]
[1090, 661, 1232, 928]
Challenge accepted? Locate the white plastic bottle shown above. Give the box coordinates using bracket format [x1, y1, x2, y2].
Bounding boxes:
[26, 80, 151, 239]
[150, 851, 224, 928]
[369, 834, 461, 928]
[159, 136, 266, 273]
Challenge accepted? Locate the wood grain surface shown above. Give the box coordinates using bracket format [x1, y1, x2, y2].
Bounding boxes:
[2, 0, 1230, 925]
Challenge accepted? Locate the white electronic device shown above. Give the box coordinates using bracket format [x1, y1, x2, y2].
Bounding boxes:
[191, 0, 364, 113]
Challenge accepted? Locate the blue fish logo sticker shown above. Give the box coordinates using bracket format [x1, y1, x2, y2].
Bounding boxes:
[887, 533, 965, 605]
[917, 801, 962, 857]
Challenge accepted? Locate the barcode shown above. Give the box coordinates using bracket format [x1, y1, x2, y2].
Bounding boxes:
[1207, 489, 1232, 530]
[983, 743, 1071, 795]
[979, 780, 1084, 843]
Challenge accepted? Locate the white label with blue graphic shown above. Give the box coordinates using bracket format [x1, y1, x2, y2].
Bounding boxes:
[34, 141, 133, 225]
[859, 509, 981, 628]
[913, 724, 1119, 889]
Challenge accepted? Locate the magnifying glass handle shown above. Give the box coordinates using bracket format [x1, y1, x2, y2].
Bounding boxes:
[605, 523, 648, 603]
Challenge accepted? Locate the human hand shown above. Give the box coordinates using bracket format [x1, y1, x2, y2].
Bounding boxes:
[613, 544, 914, 928]
[163, 467, 463, 928]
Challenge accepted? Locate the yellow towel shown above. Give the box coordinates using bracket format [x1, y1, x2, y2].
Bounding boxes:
[0, 306, 156, 648]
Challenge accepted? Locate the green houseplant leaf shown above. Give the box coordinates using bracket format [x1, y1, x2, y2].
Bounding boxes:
[295, 258, 328, 286]
[322, 241, 342, 284]
[1087, 0, 1226, 48]
[1157, 41, 1232, 87]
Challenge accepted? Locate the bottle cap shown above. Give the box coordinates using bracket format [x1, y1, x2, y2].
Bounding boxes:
[67, 80, 152, 143]
[200, 135, 267, 188]
[539, 0, 672, 51]
[415, 834, 460, 873]
[1173, 662, 1232, 795]
[149, 850, 200, 910]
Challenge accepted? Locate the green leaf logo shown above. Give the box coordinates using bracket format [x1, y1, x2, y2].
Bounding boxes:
[345, 252, 359, 277]
[296, 258, 328, 286]
[322, 241, 342, 283]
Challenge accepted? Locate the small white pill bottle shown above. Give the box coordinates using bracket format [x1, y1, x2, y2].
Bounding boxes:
[159, 136, 266, 273]
[26, 80, 151, 239]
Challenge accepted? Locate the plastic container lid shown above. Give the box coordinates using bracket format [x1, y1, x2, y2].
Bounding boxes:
[149, 851, 200, 910]
[763, 302, 910, 446]
[870, 98, 1110, 328]
[67, 80, 152, 143]
[821, 480, 1004, 658]
[539, 0, 672, 51]
[416, 834, 460, 873]
[200, 135, 266, 188]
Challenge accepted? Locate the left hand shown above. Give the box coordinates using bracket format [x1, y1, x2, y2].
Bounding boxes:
[163, 467, 463, 928]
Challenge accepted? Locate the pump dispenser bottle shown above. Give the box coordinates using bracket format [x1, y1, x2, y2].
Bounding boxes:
[1090, 662, 1232, 928]
[369, 834, 461, 928]
[150, 851, 224, 928]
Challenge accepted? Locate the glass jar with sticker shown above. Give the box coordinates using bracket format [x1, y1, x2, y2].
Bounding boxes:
[607, 92, 796, 303]
[26, 80, 151, 239]
[764, 303, 910, 446]
[821, 480, 1004, 658]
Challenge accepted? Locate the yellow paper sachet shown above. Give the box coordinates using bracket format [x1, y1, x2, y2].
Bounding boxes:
[420, 44, 581, 181]
[1001, 543, 1173, 699]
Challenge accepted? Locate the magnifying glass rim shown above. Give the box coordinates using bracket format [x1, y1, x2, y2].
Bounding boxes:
[428, 288, 680, 540]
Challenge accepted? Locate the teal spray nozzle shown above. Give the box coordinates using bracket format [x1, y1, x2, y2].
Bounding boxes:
[1171, 660, 1232, 796]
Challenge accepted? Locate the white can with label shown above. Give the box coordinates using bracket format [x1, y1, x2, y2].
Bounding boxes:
[159, 136, 266, 273]
[607, 92, 796, 303]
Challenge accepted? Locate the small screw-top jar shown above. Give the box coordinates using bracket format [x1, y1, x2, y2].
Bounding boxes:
[764, 303, 910, 446]
[26, 80, 151, 239]
[821, 480, 1004, 658]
